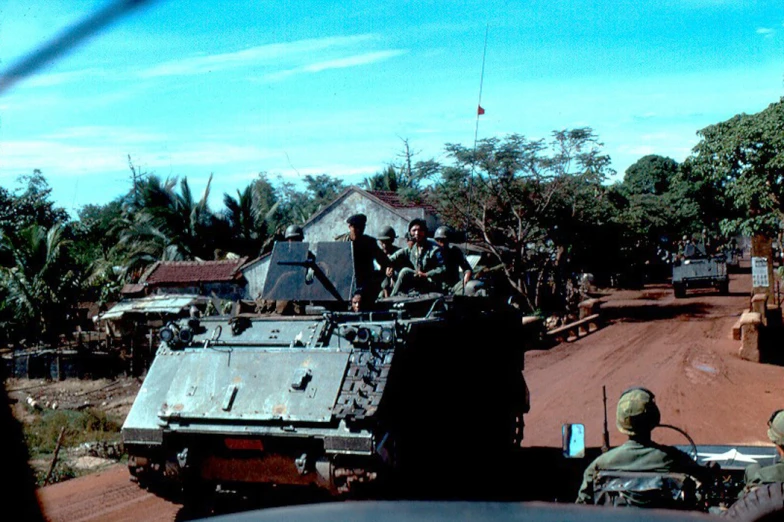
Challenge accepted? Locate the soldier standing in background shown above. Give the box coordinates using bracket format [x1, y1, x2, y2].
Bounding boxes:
[346, 214, 391, 305]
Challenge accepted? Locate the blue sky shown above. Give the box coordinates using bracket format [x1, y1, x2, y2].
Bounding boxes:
[0, 0, 782, 217]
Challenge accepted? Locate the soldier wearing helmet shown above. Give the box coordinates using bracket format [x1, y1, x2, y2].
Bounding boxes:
[377, 226, 399, 256]
[741, 410, 784, 494]
[377, 226, 400, 298]
[433, 225, 473, 294]
[284, 225, 304, 242]
[576, 387, 711, 504]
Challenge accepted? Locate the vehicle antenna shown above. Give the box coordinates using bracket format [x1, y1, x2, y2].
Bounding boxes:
[602, 385, 610, 453]
[462, 23, 489, 295]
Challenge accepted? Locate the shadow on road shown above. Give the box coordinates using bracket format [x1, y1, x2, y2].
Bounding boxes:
[602, 302, 710, 322]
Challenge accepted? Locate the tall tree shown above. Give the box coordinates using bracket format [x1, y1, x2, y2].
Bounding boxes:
[0, 171, 68, 239]
[220, 174, 280, 258]
[118, 174, 221, 274]
[0, 224, 80, 346]
[684, 98, 784, 236]
[431, 128, 615, 312]
[276, 174, 345, 228]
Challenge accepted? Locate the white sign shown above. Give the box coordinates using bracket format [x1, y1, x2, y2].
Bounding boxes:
[752, 257, 769, 288]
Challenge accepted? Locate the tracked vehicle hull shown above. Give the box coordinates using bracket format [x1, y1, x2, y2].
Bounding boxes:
[122, 242, 529, 503]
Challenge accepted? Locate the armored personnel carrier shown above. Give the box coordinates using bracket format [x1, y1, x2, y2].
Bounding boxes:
[122, 241, 530, 506]
[672, 242, 729, 298]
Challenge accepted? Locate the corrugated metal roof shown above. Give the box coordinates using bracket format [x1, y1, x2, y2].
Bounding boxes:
[99, 294, 202, 321]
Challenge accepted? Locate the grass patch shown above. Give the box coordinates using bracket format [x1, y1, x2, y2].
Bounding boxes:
[24, 408, 123, 457]
[24, 407, 123, 486]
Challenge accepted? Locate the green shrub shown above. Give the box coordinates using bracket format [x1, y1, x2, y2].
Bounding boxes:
[24, 408, 122, 459]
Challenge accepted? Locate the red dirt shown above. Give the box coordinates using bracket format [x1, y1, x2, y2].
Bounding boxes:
[524, 267, 784, 449]
[36, 465, 181, 522]
[35, 265, 784, 520]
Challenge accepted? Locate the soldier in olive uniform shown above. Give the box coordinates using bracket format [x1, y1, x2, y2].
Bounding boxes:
[433, 225, 473, 294]
[576, 387, 711, 505]
[377, 226, 400, 298]
[741, 409, 784, 494]
[386, 219, 445, 296]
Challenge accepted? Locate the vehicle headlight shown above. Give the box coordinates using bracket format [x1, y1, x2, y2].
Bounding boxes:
[355, 327, 372, 345]
[159, 326, 176, 343]
[379, 327, 394, 344]
[179, 327, 194, 344]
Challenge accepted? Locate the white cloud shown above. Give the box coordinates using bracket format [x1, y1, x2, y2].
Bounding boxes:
[43, 126, 167, 144]
[0, 138, 277, 179]
[137, 35, 377, 78]
[757, 27, 775, 37]
[264, 50, 407, 81]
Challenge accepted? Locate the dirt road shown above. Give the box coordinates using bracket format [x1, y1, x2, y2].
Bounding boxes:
[524, 269, 784, 449]
[36, 268, 784, 520]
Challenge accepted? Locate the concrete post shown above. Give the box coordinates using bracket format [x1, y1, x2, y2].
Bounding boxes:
[738, 312, 762, 363]
[751, 294, 768, 327]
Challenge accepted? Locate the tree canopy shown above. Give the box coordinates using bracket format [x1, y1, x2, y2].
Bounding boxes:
[685, 97, 784, 236]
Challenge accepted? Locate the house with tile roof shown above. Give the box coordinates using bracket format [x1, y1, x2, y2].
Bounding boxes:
[301, 187, 439, 246]
[132, 257, 249, 300]
[241, 186, 440, 300]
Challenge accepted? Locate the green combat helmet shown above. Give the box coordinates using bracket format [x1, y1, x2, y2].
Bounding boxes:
[767, 410, 784, 446]
[616, 387, 661, 436]
[378, 226, 397, 241]
[284, 225, 304, 241]
[434, 226, 451, 240]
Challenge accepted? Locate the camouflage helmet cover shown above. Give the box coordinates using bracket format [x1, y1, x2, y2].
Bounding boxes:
[434, 226, 451, 240]
[768, 410, 784, 446]
[616, 387, 661, 436]
[378, 226, 397, 241]
[284, 224, 304, 240]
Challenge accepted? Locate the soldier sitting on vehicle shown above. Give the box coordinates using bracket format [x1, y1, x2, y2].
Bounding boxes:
[433, 225, 473, 294]
[576, 387, 713, 507]
[740, 409, 784, 495]
[377, 225, 400, 298]
[386, 219, 445, 296]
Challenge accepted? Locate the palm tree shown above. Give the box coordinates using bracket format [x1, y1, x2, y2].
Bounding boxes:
[0, 223, 79, 346]
[117, 174, 221, 271]
[221, 179, 280, 258]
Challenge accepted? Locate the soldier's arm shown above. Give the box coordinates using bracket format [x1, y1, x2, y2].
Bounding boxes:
[372, 240, 391, 269]
[576, 461, 597, 504]
[423, 248, 446, 278]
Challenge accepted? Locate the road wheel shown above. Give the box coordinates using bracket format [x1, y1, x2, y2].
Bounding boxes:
[718, 281, 730, 295]
[673, 283, 686, 298]
[724, 482, 784, 520]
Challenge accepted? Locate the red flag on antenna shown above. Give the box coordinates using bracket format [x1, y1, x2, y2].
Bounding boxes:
[477, 105, 485, 115]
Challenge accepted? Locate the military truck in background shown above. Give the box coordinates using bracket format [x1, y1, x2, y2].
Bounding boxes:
[672, 241, 729, 298]
[121, 241, 530, 508]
